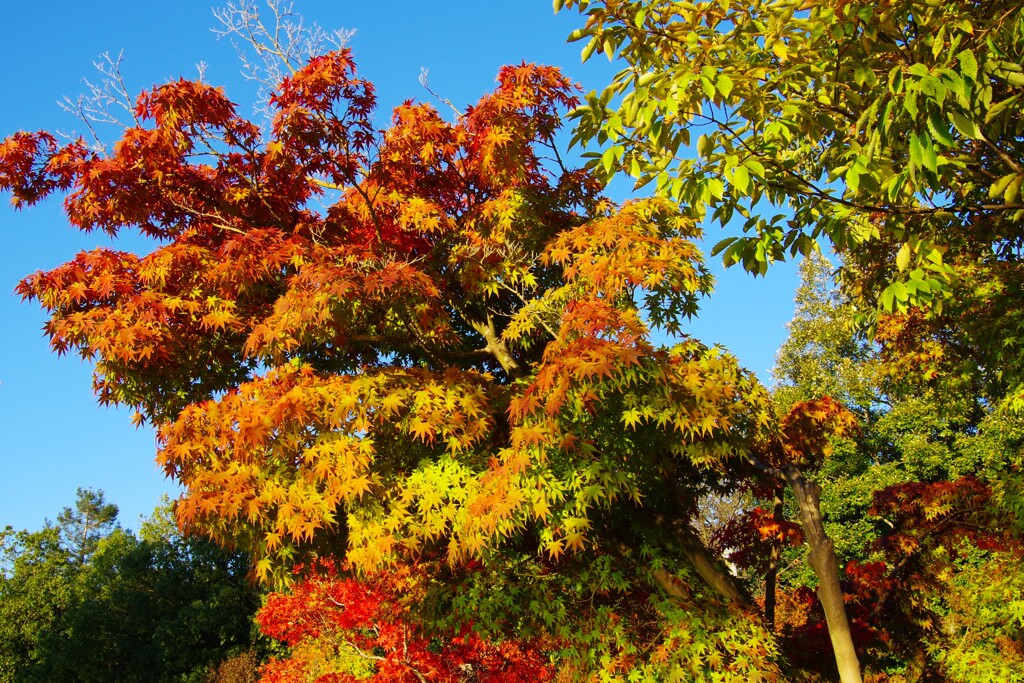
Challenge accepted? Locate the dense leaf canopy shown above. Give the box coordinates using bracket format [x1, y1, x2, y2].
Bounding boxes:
[564, 0, 1024, 399]
[0, 492, 262, 683]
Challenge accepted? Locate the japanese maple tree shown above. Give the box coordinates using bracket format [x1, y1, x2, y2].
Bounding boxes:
[1, 14, 867, 679]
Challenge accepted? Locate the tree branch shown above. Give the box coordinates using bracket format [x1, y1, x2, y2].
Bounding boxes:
[615, 541, 692, 600]
[468, 312, 521, 374]
[665, 517, 751, 605]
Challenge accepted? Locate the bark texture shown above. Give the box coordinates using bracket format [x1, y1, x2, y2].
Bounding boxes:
[784, 464, 863, 683]
[764, 485, 785, 632]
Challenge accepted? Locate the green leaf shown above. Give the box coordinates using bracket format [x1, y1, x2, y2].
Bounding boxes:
[985, 94, 1021, 124]
[601, 147, 617, 175]
[904, 89, 919, 117]
[923, 246, 944, 264]
[700, 76, 716, 99]
[566, 28, 587, 43]
[603, 36, 616, 61]
[716, 74, 734, 98]
[621, 408, 642, 429]
[854, 65, 873, 86]
[896, 243, 911, 272]
[888, 67, 904, 95]
[629, 155, 642, 178]
[845, 166, 861, 195]
[950, 111, 982, 139]
[706, 177, 725, 201]
[710, 237, 737, 257]
[732, 165, 750, 194]
[887, 168, 910, 201]
[913, 133, 938, 173]
[697, 134, 712, 157]
[1006, 175, 1023, 205]
[553, 0, 564, 11]
[990, 173, 1016, 200]
[745, 158, 766, 178]
[881, 285, 895, 312]
[932, 25, 946, 60]
[927, 112, 955, 147]
[908, 134, 923, 167]
[958, 50, 979, 81]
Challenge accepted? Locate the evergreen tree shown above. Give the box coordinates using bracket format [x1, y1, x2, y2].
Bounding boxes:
[0, 494, 264, 683]
[55, 488, 119, 565]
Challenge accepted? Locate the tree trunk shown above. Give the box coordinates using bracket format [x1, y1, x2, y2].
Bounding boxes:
[783, 464, 863, 683]
[764, 485, 785, 632]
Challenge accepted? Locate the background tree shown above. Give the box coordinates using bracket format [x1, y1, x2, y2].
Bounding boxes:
[727, 254, 1024, 681]
[0, 525, 76, 680]
[772, 254, 880, 423]
[56, 487, 120, 565]
[0, 493, 264, 683]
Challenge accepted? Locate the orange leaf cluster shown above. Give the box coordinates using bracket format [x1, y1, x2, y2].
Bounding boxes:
[777, 396, 859, 469]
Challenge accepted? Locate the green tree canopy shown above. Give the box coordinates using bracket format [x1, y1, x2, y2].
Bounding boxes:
[0, 494, 263, 683]
[756, 254, 1024, 681]
[772, 253, 879, 422]
[563, 0, 1024, 400]
[0, 525, 76, 681]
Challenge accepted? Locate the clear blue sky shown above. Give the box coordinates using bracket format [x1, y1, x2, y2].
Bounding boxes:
[0, 1, 798, 533]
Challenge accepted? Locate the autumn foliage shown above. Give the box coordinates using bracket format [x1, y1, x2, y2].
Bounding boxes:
[256, 561, 551, 683]
[1, 47, 788, 677]
[1, 47, 760, 582]
[9, 26, 1022, 680]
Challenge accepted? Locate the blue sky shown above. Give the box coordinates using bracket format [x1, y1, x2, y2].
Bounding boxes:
[0, 1, 798, 533]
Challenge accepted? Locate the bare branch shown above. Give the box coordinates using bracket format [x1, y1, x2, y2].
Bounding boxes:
[56, 51, 141, 152]
[418, 68, 462, 121]
[212, 0, 355, 125]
